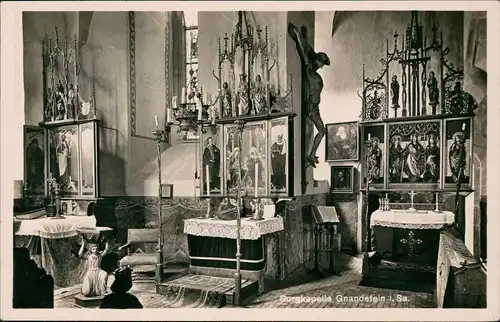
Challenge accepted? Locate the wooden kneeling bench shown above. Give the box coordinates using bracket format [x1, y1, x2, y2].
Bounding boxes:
[118, 228, 188, 281]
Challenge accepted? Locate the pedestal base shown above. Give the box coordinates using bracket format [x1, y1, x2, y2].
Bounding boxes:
[73, 293, 104, 308]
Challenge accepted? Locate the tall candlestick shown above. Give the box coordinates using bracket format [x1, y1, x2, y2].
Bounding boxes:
[181, 87, 186, 104]
[155, 115, 159, 129]
[206, 165, 210, 196]
[254, 163, 258, 197]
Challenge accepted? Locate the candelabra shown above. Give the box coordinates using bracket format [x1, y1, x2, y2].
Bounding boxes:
[152, 127, 166, 284]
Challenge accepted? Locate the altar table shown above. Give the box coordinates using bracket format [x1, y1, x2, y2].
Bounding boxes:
[184, 217, 284, 281]
[14, 215, 97, 287]
[370, 210, 454, 262]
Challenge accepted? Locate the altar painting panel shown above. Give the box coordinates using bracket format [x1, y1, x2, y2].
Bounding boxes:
[224, 121, 268, 196]
[269, 117, 288, 195]
[362, 125, 385, 186]
[444, 118, 472, 187]
[79, 122, 97, 197]
[23, 126, 47, 196]
[48, 125, 80, 197]
[200, 124, 223, 196]
[387, 121, 441, 189]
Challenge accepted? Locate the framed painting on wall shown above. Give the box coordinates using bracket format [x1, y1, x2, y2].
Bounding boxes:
[330, 166, 354, 193]
[200, 124, 224, 196]
[224, 121, 268, 196]
[269, 116, 289, 195]
[79, 121, 99, 197]
[444, 118, 473, 189]
[325, 121, 359, 162]
[23, 126, 47, 197]
[48, 125, 80, 197]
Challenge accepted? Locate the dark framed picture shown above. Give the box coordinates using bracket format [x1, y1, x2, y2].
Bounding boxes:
[224, 121, 268, 196]
[444, 118, 473, 188]
[325, 121, 359, 162]
[48, 125, 80, 197]
[161, 183, 174, 198]
[331, 166, 354, 193]
[79, 122, 99, 197]
[23, 126, 47, 196]
[269, 116, 289, 195]
[387, 120, 441, 189]
[200, 124, 223, 196]
[362, 124, 385, 186]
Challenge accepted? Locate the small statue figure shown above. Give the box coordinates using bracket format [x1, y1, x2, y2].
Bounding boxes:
[252, 75, 267, 115]
[391, 75, 400, 108]
[236, 74, 250, 116]
[427, 71, 439, 111]
[78, 236, 110, 297]
[370, 90, 382, 120]
[66, 83, 75, 119]
[221, 81, 232, 118]
[367, 137, 383, 182]
[288, 22, 330, 168]
[55, 81, 67, 120]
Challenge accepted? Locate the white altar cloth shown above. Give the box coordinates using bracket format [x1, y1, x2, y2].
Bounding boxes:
[184, 217, 284, 240]
[370, 210, 454, 230]
[15, 215, 97, 239]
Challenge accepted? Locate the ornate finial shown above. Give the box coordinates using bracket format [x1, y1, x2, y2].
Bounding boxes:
[393, 31, 399, 50]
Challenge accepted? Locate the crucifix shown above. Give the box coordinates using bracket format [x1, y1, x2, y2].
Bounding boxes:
[408, 190, 417, 211]
[400, 230, 422, 257]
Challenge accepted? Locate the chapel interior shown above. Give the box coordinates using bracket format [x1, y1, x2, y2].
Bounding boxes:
[12, 10, 487, 309]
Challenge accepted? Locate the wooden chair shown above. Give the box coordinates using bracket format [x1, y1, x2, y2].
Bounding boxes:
[118, 228, 189, 281]
[118, 229, 160, 281]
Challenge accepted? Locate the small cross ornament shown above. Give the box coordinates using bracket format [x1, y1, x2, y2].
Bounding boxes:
[400, 230, 423, 257]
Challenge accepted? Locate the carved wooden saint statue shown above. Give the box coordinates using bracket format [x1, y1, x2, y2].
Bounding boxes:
[288, 23, 331, 168]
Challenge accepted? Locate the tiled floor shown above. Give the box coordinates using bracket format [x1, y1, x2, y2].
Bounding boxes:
[54, 253, 435, 309]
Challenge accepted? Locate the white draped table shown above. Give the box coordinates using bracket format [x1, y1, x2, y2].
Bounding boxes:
[370, 210, 455, 230]
[184, 217, 284, 240]
[15, 215, 97, 239]
[14, 215, 97, 287]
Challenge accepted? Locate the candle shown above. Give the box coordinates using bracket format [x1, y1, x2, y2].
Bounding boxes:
[435, 192, 439, 211]
[368, 133, 371, 141]
[206, 165, 210, 196]
[155, 115, 159, 128]
[166, 108, 171, 123]
[172, 95, 177, 109]
[181, 87, 186, 103]
[462, 123, 466, 131]
[211, 107, 216, 125]
[198, 100, 203, 121]
[254, 163, 259, 197]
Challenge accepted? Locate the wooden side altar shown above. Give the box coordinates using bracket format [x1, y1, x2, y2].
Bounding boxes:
[358, 12, 478, 289]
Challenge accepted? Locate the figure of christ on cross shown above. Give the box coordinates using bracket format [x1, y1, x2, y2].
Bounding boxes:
[400, 230, 423, 257]
[288, 23, 331, 168]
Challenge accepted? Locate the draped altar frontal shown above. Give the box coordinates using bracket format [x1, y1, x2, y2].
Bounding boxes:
[370, 210, 454, 263]
[184, 217, 284, 281]
[15, 215, 97, 287]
